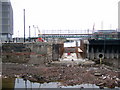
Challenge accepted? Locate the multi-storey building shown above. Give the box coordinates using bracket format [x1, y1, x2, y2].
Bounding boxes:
[118, 1, 120, 31]
[0, 0, 13, 42]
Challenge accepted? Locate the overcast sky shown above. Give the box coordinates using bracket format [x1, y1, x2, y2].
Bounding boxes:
[11, 0, 119, 37]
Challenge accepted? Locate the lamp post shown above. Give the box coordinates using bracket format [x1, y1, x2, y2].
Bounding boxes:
[23, 9, 25, 42]
[29, 26, 31, 42]
[103, 34, 106, 59]
[33, 25, 36, 37]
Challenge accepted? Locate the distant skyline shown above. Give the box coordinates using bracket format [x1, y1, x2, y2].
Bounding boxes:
[11, 0, 119, 37]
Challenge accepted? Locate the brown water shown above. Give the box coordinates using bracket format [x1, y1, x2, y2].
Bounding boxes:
[2, 78, 120, 89]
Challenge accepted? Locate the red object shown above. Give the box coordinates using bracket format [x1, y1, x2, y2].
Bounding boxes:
[67, 52, 71, 55]
[38, 38, 44, 42]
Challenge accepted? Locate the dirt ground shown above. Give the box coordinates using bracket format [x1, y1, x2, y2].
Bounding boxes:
[2, 63, 120, 88]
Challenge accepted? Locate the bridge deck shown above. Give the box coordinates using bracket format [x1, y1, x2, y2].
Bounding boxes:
[39, 34, 92, 38]
[41, 34, 92, 35]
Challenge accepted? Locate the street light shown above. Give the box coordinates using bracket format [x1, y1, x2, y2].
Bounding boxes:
[33, 25, 36, 37]
[29, 26, 31, 42]
[23, 9, 26, 42]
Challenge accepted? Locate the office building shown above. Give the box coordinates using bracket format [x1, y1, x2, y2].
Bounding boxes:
[0, 0, 13, 42]
[118, 1, 120, 31]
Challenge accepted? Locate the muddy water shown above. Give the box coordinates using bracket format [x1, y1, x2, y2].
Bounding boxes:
[14, 78, 61, 88]
[2, 78, 61, 88]
[2, 78, 120, 89]
[2, 78, 99, 88]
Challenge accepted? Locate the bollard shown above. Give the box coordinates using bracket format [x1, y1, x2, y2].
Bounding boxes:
[100, 58, 102, 65]
[99, 54, 103, 65]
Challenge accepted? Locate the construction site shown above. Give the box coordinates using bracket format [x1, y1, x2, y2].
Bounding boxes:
[1, 29, 120, 89]
[1, 0, 120, 89]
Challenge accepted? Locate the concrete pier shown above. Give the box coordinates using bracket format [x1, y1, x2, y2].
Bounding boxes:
[87, 40, 120, 60]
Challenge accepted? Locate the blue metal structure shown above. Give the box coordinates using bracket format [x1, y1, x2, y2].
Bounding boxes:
[93, 30, 119, 40]
[38, 34, 92, 39]
[37, 30, 120, 40]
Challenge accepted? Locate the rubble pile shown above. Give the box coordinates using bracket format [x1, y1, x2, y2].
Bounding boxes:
[2, 63, 120, 88]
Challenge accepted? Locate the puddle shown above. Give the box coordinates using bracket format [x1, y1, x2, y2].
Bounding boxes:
[14, 78, 61, 88]
[2, 78, 120, 89]
[14, 78, 101, 88]
[61, 84, 99, 88]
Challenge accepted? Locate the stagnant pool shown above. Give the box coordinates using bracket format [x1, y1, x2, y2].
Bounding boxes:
[2, 78, 120, 89]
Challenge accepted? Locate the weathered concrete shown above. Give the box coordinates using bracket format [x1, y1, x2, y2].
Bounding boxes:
[2, 42, 53, 65]
[52, 43, 64, 61]
[2, 42, 64, 65]
[88, 40, 120, 60]
[84, 40, 120, 69]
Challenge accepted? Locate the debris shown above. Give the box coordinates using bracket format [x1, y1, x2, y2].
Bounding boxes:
[2, 63, 120, 88]
[4, 76, 7, 78]
[102, 76, 107, 80]
[96, 82, 105, 86]
[99, 86, 104, 89]
[14, 75, 20, 78]
[94, 72, 102, 76]
[80, 87, 84, 89]
[116, 78, 120, 81]
[82, 61, 95, 66]
[107, 83, 116, 89]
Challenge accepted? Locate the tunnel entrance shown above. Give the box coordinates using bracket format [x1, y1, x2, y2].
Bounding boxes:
[99, 54, 103, 58]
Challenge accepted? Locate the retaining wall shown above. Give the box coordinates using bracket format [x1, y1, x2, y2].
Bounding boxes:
[88, 40, 120, 60]
[87, 40, 120, 68]
[2, 42, 53, 65]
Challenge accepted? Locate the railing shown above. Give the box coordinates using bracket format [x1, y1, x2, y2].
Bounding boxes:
[39, 34, 92, 38]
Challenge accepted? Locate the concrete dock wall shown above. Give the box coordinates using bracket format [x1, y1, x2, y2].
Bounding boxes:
[88, 40, 120, 60]
[2, 42, 53, 65]
[86, 40, 120, 68]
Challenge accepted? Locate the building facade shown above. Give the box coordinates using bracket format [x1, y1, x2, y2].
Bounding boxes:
[0, 0, 13, 42]
[118, 1, 120, 32]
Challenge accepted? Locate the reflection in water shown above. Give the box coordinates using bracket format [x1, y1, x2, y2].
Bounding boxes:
[14, 78, 61, 88]
[2, 78, 15, 89]
[61, 84, 99, 88]
[15, 78, 100, 88]
[2, 78, 120, 89]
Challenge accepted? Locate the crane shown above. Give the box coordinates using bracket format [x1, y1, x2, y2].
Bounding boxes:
[36, 26, 44, 42]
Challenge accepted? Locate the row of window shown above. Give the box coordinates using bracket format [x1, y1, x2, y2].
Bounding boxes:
[93, 33, 119, 39]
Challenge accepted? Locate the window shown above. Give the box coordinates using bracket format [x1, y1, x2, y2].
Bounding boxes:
[2, 12, 9, 18]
